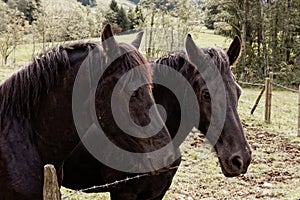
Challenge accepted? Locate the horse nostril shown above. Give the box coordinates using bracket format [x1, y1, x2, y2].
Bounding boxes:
[230, 156, 243, 170]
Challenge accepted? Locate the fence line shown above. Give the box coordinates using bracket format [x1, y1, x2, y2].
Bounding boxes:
[62, 166, 179, 199]
[238, 81, 265, 87]
[272, 82, 299, 93]
[238, 81, 299, 93]
[237, 75, 299, 136]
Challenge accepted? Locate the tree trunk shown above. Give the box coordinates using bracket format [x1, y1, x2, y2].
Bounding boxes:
[4, 55, 8, 66]
[147, 9, 155, 59]
[241, 0, 248, 70]
[260, 0, 268, 76]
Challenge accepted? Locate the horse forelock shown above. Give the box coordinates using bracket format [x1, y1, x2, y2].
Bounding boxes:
[117, 43, 153, 86]
[153, 47, 235, 90]
[201, 46, 233, 81]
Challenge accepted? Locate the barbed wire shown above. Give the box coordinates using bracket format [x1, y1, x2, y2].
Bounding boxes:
[272, 82, 299, 93]
[238, 80, 299, 94]
[238, 81, 265, 87]
[62, 166, 179, 199]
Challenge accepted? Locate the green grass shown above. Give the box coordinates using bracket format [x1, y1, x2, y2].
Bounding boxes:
[190, 28, 232, 48]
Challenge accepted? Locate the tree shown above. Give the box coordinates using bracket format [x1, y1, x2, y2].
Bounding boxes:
[204, 0, 300, 86]
[117, 7, 130, 31]
[127, 5, 145, 29]
[138, 0, 200, 58]
[105, 0, 130, 32]
[110, 0, 119, 13]
[5, 0, 41, 24]
[34, 0, 90, 44]
[0, 2, 29, 66]
[76, 0, 97, 7]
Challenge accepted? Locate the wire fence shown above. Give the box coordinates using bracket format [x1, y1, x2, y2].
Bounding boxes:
[238, 76, 299, 137]
[61, 166, 179, 199]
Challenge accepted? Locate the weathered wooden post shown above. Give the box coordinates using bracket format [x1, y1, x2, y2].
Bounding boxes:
[251, 86, 265, 115]
[265, 72, 273, 123]
[43, 164, 61, 200]
[298, 85, 300, 137]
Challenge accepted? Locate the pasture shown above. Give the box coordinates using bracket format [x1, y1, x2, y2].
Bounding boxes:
[0, 32, 299, 200]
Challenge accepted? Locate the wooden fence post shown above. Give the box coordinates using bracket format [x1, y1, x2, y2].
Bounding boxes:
[251, 86, 265, 115]
[265, 74, 272, 123]
[298, 85, 300, 137]
[43, 164, 61, 200]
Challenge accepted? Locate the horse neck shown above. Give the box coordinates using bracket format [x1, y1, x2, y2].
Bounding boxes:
[152, 53, 198, 139]
[30, 64, 82, 166]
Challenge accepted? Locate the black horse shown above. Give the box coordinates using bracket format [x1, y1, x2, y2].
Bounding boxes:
[0, 24, 175, 200]
[155, 34, 252, 176]
[62, 35, 252, 199]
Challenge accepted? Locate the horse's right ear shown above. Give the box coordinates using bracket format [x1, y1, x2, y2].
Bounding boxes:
[131, 31, 144, 49]
[101, 24, 118, 54]
[227, 36, 241, 66]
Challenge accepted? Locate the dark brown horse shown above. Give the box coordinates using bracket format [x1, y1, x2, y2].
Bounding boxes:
[62, 35, 252, 199]
[155, 34, 252, 177]
[0, 24, 175, 200]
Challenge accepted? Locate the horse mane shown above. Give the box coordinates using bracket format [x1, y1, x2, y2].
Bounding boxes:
[0, 41, 151, 127]
[0, 42, 98, 124]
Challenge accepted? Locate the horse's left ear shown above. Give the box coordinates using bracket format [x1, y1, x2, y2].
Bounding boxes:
[101, 24, 118, 53]
[131, 31, 144, 49]
[185, 34, 208, 71]
[227, 36, 241, 65]
[185, 34, 200, 64]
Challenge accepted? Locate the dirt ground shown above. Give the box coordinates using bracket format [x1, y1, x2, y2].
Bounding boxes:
[164, 123, 300, 200]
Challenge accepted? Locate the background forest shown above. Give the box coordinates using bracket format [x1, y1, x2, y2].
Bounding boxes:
[0, 0, 299, 86]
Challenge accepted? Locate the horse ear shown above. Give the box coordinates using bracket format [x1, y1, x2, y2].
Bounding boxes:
[185, 34, 199, 63]
[227, 36, 241, 66]
[101, 24, 118, 53]
[185, 34, 207, 69]
[131, 31, 144, 49]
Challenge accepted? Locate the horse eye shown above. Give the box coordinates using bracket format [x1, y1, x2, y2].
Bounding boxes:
[131, 90, 138, 98]
[207, 49, 213, 58]
[202, 91, 210, 100]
